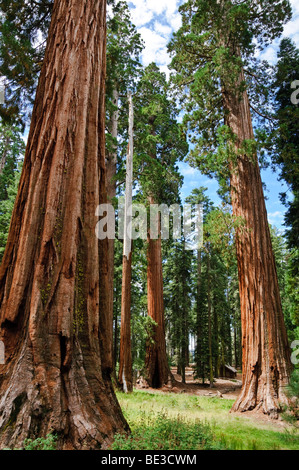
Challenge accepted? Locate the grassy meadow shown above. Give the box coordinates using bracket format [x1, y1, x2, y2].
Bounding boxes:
[112, 390, 299, 451]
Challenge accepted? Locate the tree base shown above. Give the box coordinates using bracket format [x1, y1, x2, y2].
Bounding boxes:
[0, 341, 129, 450]
[231, 381, 290, 419]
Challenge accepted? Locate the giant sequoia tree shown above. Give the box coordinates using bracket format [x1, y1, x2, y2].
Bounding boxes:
[169, 0, 292, 416]
[0, 0, 128, 449]
[135, 63, 187, 388]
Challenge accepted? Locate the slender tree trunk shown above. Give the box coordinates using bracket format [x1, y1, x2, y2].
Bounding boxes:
[174, 296, 181, 375]
[223, 66, 292, 417]
[118, 249, 133, 392]
[107, 88, 119, 372]
[145, 202, 171, 388]
[213, 302, 219, 379]
[0, 135, 11, 175]
[114, 296, 119, 369]
[196, 249, 204, 381]
[0, 0, 128, 449]
[184, 318, 189, 369]
[118, 92, 133, 393]
[181, 251, 189, 384]
[234, 317, 238, 369]
[207, 249, 214, 388]
[226, 279, 233, 366]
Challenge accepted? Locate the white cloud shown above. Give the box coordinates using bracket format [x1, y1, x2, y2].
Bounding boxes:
[168, 12, 182, 31]
[159, 64, 171, 79]
[129, 0, 299, 72]
[128, 0, 182, 69]
[154, 21, 173, 37]
[181, 167, 197, 177]
[129, 1, 154, 27]
[138, 27, 170, 66]
[282, 15, 299, 47]
[129, 0, 181, 18]
[268, 211, 284, 226]
[259, 46, 278, 64]
[290, 0, 299, 16]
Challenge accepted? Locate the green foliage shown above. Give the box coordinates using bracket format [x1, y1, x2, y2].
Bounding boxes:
[0, 123, 25, 261]
[281, 369, 299, 430]
[134, 63, 188, 205]
[112, 409, 224, 450]
[184, 188, 241, 382]
[273, 38, 299, 254]
[0, 0, 53, 126]
[23, 434, 57, 450]
[107, 0, 144, 94]
[270, 226, 299, 341]
[113, 237, 158, 373]
[106, 1, 144, 166]
[0, 123, 25, 198]
[115, 390, 299, 450]
[0, 162, 22, 260]
[163, 236, 193, 379]
[168, 0, 292, 196]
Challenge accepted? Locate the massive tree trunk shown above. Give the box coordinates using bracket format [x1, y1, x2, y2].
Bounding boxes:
[223, 67, 292, 417]
[145, 200, 171, 388]
[0, 0, 128, 450]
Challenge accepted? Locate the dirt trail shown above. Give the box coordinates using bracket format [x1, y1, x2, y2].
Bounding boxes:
[169, 367, 242, 400]
[136, 366, 242, 400]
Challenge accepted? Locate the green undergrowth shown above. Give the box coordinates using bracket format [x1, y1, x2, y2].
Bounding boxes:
[112, 410, 224, 450]
[113, 390, 299, 451]
[23, 434, 58, 450]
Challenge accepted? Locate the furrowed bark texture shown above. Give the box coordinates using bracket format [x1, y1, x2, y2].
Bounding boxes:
[0, 0, 128, 449]
[223, 68, 292, 417]
[145, 203, 171, 388]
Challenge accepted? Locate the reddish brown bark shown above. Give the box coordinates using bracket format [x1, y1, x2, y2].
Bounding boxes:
[118, 250, 133, 392]
[222, 67, 292, 417]
[0, 0, 128, 449]
[145, 202, 171, 388]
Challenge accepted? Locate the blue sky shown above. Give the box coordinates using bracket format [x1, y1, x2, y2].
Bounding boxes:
[126, 0, 299, 231]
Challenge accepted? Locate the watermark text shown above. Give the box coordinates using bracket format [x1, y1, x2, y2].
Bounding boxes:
[291, 80, 299, 105]
[95, 201, 203, 251]
[0, 340, 4, 365]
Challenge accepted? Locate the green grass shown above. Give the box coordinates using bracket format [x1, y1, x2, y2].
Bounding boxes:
[114, 390, 299, 451]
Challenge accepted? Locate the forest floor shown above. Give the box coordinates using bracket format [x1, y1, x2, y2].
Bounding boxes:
[136, 366, 243, 402]
[115, 388, 299, 450]
[123, 365, 299, 450]
[167, 366, 242, 400]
